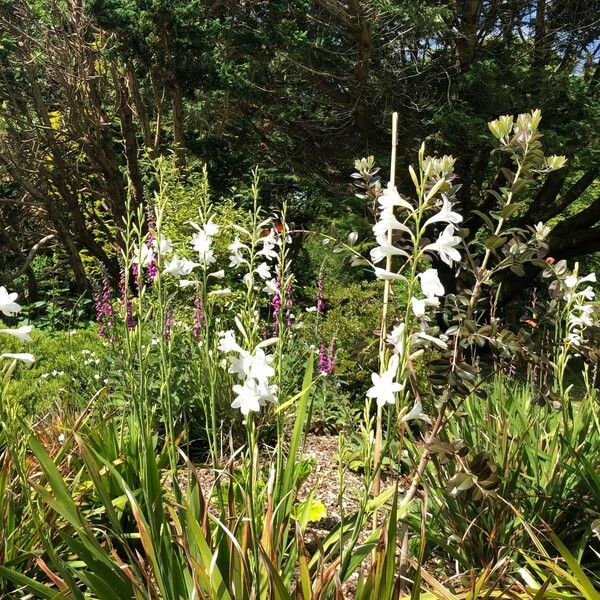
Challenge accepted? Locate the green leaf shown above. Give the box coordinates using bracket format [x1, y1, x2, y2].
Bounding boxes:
[510, 264, 525, 277]
[500, 203, 522, 219]
[549, 532, 600, 600]
[28, 435, 82, 529]
[484, 235, 506, 250]
[293, 497, 327, 525]
[0, 566, 61, 599]
[280, 356, 314, 506]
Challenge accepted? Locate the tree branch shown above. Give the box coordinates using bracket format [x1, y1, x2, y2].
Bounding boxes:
[540, 167, 598, 222]
[10, 234, 55, 281]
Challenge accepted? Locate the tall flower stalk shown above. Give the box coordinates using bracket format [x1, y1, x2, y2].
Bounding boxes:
[372, 112, 398, 499]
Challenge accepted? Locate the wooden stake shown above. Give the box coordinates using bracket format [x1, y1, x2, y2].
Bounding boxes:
[373, 111, 398, 501]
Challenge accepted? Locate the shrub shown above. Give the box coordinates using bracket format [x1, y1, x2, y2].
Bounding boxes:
[0, 327, 109, 416]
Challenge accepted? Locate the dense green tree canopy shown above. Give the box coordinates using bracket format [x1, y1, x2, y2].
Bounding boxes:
[0, 0, 598, 297]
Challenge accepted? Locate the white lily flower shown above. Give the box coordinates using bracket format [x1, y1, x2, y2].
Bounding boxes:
[231, 377, 277, 415]
[209, 270, 225, 279]
[179, 279, 196, 288]
[0, 325, 33, 342]
[164, 256, 199, 277]
[202, 217, 220, 237]
[366, 354, 404, 408]
[263, 278, 279, 294]
[401, 401, 431, 424]
[347, 231, 358, 245]
[257, 241, 278, 261]
[231, 379, 263, 416]
[0, 286, 22, 317]
[565, 272, 596, 289]
[579, 286, 596, 301]
[423, 224, 462, 267]
[163, 256, 181, 276]
[378, 185, 413, 211]
[260, 229, 278, 244]
[370, 235, 409, 265]
[229, 251, 247, 268]
[418, 269, 444, 298]
[228, 236, 247, 253]
[228, 351, 252, 379]
[411, 296, 440, 317]
[254, 262, 272, 281]
[132, 244, 154, 267]
[218, 330, 243, 354]
[209, 288, 231, 296]
[533, 221, 551, 241]
[422, 196, 462, 229]
[569, 303, 595, 327]
[229, 348, 275, 381]
[241, 348, 275, 381]
[190, 231, 216, 265]
[152, 235, 173, 255]
[256, 379, 278, 405]
[1, 352, 35, 364]
[373, 208, 412, 238]
[374, 268, 405, 281]
[386, 323, 405, 355]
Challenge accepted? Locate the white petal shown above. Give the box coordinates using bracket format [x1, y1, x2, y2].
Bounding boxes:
[1, 352, 35, 364]
[374, 268, 405, 281]
[0, 325, 33, 342]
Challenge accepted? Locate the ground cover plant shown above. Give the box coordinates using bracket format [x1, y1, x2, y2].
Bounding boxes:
[0, 110, 599, 599]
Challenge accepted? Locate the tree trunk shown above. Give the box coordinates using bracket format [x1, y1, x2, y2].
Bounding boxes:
[172, 82, 186, 169]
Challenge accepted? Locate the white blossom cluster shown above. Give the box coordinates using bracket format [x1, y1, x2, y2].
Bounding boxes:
[563, 271, 597, 348]
[366, 170, 465, 423]
[228, 226, 284, 295]
[154, 216, 230, 293]
[218, 330, 278, 416]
